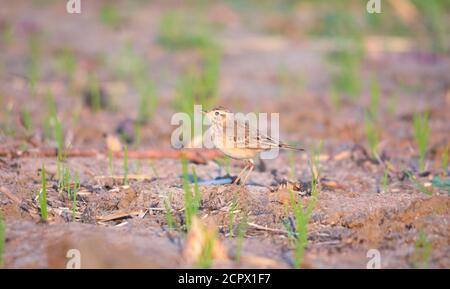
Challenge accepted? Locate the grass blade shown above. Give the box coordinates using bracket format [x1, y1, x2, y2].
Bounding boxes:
[39, 163, 48, 221]
[413, 113, 429, 172]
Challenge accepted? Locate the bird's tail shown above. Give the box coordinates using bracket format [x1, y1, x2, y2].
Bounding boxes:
[279, 143, 305, 151]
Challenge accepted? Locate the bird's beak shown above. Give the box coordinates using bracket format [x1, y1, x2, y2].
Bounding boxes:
[201, 110, 207, 115]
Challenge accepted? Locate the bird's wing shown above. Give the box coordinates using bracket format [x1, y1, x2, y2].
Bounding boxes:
[231, 119, 281, 150]
[226, 118, 303, 151]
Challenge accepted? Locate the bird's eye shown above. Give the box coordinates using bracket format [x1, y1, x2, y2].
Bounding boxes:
[215, 111, 219, 116]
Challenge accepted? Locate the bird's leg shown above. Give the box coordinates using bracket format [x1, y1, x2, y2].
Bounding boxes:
[233, 160, 251, 185]
[240, 159, 255, 186]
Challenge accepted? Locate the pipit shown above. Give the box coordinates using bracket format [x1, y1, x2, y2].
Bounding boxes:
[203, 107, 303, 185]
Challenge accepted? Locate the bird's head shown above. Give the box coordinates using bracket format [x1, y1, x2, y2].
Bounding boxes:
[202, 107, 230, 124]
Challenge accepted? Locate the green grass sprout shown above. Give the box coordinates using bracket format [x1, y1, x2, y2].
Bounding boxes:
[286, 142, 322, 268]
[157, 11, 214, 50]
[412, 229, 432, 268]
[442, 146, 448, 176]
[87, 74, 102, 112]
[72, 171, 80, 219]
[164, 193, 177, 230]
[39, 163, 48, 221]
[369, 77, 380, 120]
[197, 228, 216, 269]
[0, 211, 5, 268]
[330, 87, 341, 110]
[382, 169, 389, 193]
[181, 155, 201, 231]
[99, 5, 121, 28]
[413, 112, 429, 172]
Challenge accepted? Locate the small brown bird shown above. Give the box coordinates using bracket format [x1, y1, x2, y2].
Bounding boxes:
[203, 107, 303, 185]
